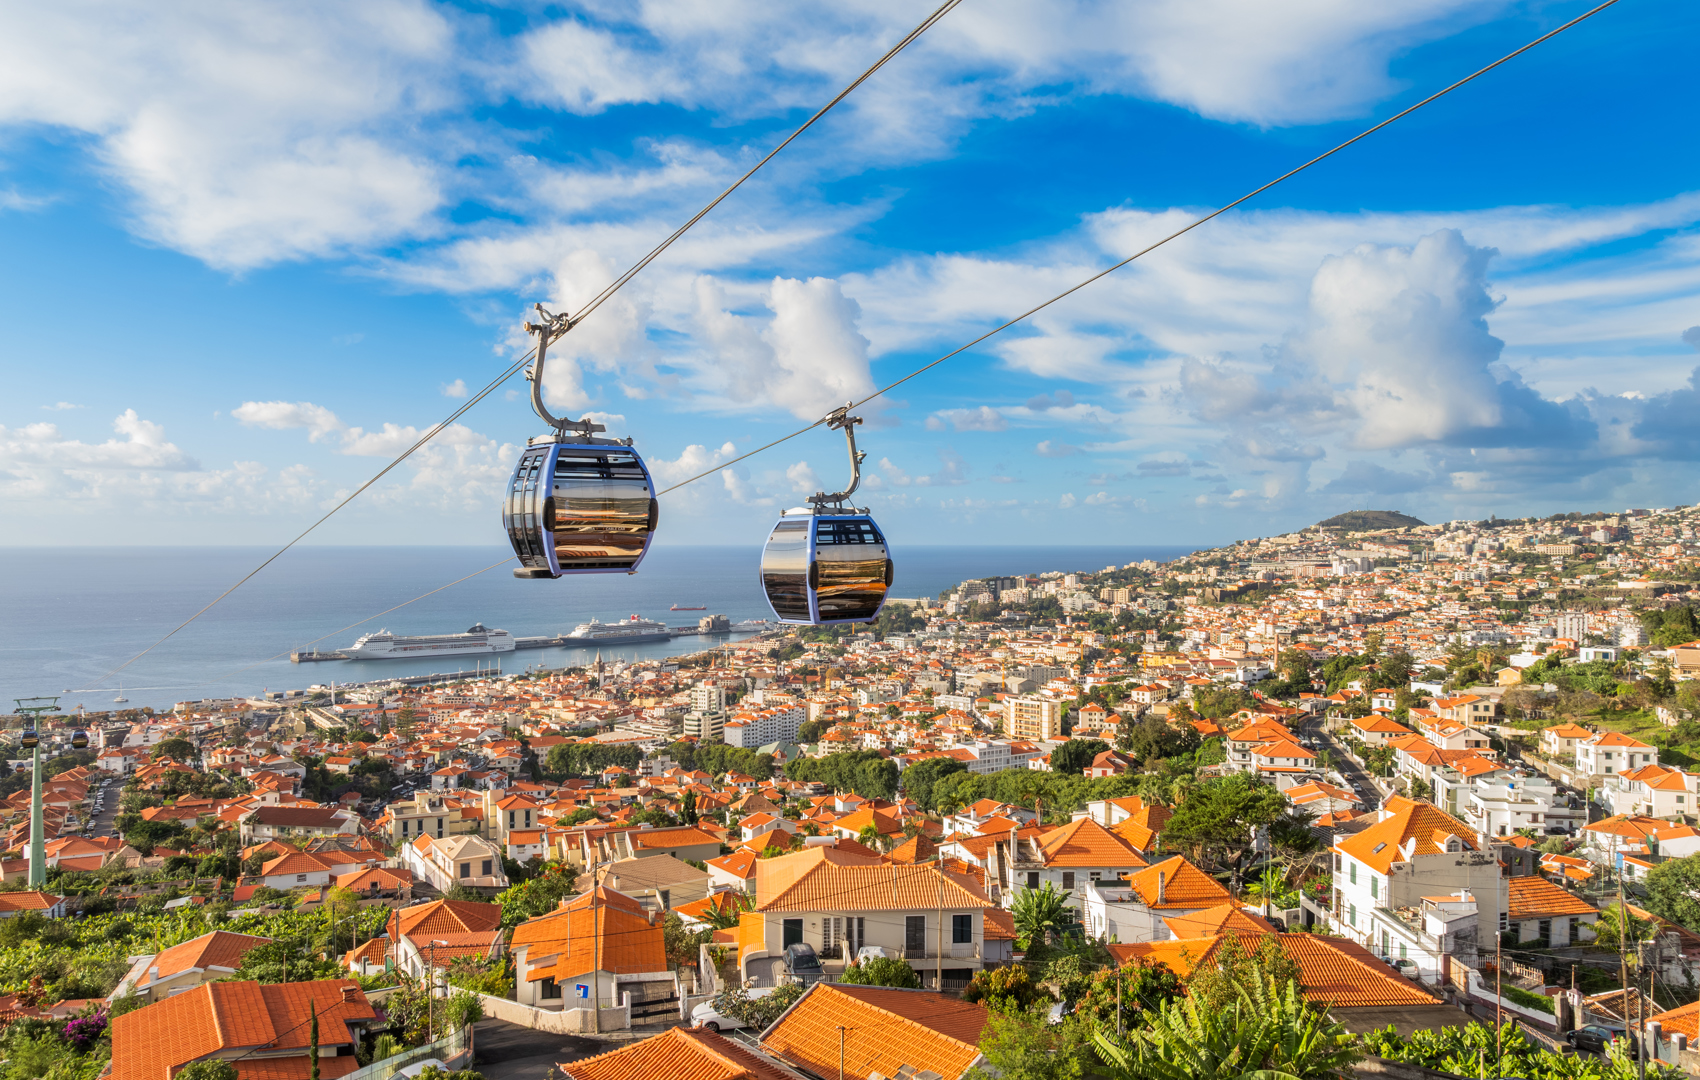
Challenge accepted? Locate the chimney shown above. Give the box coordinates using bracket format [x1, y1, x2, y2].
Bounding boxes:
[1156, 871, 1166, 905]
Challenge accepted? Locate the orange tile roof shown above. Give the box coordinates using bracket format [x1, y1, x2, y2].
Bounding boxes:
[629, 826, 722, 849]
[511, 887, 665, 980]
[1162, 904, 1276, 939]
[150, 930, 273, 981]
[1124, 856, 1234, 910]
[1110, 933, 1439, 1008]
[1333, 801, 1476, 874]
[111, 979, 374, 1080]
[761, 985, 987, 1080]
[564, 1025, 800, 1080]
[1507, 876, 1600, 920]
[388, 898, 502, 944]
[1032, 817, 1148, 869]
[755, 849, 993, 913]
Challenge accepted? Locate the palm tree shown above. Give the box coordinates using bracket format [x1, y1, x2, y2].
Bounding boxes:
[1094, 971, 1359, 1080]
[1011, 882, 1072, 947]
[1245, 866, 1289, 918]
[1593, 903, 1656, 960]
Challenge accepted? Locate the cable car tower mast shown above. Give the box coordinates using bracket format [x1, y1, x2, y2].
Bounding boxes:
[14, 697, 60, 888]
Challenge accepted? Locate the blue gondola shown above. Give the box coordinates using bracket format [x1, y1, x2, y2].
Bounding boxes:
[503, 305, 658, 579]
[19, 726, 37, 750]
[71, 729, 89, 750]
[760, 407, 893, 626]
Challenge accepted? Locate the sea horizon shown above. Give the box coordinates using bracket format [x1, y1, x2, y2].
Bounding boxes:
[1, 543, 1196, 714]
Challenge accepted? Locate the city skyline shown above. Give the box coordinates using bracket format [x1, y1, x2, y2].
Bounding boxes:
[3, 1, 1698, 550]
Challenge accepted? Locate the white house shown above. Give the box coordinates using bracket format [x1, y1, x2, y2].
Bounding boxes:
[1575, 732, 1658, 779]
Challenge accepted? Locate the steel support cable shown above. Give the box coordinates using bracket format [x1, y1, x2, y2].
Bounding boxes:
[655, 0, 1624, 498]
[74, 2, 964, 692]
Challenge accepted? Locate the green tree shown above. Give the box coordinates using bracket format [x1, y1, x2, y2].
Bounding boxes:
[175, 1063, 240, 1080]
[494, 862, 577, 929]
[1012, 882, 1074, 947]
[901, 757, 967, 810]
[1050, 739, 1111, 776]
[1646, 858, 1700, 929]
[150, 737, 196, 762]
[1162, 774, 1289, 868]
[839, 955, 922, 988]
[964, 1008, 1094, 1080]
[1094, 971, 1360, 1080]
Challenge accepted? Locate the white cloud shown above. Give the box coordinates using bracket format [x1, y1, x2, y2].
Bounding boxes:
[234, 400, 347, 443]
[42, 402, 83, 411]
[1058, 493, 1077, 509]
[926, 406, 1008, 432]
[441, 379, 467, 398]
[0, 410, 198, 473]
[1035, 440, 1079, 458]
[786, 461, 821, 494]
[650, 442, 738, 485]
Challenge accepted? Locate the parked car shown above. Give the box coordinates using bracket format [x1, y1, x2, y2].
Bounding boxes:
[854, 945, 898, 964]
[1047, 999, 1076, 1025]
[691, 986, 779, 1032]
[1567, 1024, 1633, 1056]
[784, 943, 825, 985]
[1392, 958, 1420, 980]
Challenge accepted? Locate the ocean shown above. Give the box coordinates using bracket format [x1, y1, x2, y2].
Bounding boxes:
[0, 543, 1195, 713]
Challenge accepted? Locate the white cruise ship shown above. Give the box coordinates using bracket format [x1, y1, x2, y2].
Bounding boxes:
[345, 623, 515, 660]
[730, 619, 777, 632]
[564, 615, 672, 645]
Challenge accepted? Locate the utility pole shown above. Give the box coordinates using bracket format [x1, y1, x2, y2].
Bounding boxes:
[1495, 924, 1504, 1074]
[936, 860, 944, 992]
[592, 888, 601, 1035]
[839, 1025, 846, 1080]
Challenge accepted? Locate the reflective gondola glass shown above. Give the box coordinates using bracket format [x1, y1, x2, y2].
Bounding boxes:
[71, 729, 89, 750]
[760, 512, 893, 625]
[503, 442, 658, 579]
[19, 727, 37, 750]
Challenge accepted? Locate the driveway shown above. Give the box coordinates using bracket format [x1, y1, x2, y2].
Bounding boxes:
[470, 1019, 609, 1080]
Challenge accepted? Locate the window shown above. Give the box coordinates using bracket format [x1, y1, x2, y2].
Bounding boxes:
[296, 874, 307, 882]
[1349, 904, 1357, 927]
[1026, 872, 1039, 889]
[482, 859, 493, 876]
[1062, 872, 1076, 890]
[660, 890, 671, 910]
[952, 914, 972, 944]
[783, 919, 803, 948]
[1349, 863, 1357, 885]
[540, 977, 561, 999]
[1089, 871, 1101, 882]
[460, 862, 471, 878]
[1370, 877, 1378, 900]
[508, 811, 515, 828]
[905, 915, 927, 954]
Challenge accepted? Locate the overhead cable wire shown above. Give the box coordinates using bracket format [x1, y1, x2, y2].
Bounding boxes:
[656, 0, 1625, 497]
[75, 1, 963, 692]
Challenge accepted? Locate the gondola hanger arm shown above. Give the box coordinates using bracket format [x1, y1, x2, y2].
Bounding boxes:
[808, 403, 866, 511]
[523, 303, 608, 440]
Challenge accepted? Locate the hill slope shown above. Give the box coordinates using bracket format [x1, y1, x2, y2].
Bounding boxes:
[1315, 510, 1427, 531]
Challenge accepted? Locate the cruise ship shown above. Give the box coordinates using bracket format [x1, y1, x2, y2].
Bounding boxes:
[730, 618, 777, 632]
[345, 623, 516, 660]
[563, 615, 673, 645]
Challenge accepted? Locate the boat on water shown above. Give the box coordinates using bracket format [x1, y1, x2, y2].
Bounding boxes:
[669, 604, 708, 611]
[563, 615, 672, 644]
[345, 623, 516, 660]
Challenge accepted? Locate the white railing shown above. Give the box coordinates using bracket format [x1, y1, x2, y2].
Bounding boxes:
[342, 1026, 470, 1080]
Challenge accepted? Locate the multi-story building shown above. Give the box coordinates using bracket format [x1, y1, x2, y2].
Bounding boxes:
[1329, 798, 1507, 979]
[1599, 763, 1700, 820]
[1541, 723, 1594, 759]
[724, 705, 803, 748]
[1575, 731, 1658, 779]
[1004, 695, 1062, 742]
[401, 833, 508, 893]
[1465, 772, 1583, 837]
[383, 791, 480, 845]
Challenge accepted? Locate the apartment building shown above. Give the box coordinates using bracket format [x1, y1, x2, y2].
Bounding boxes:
[383, 791, 480, 845]
[1004, 695, 1062, 741]
[1599, 763, 1700, 819]
[402, 832, 508, 893]
[724, 705, 803, 748]
[1541, 723, 1594, 758]
[1466, 772, 1584, 837]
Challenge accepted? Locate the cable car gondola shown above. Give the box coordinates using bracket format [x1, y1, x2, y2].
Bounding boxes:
[760, 406, 893, 626]
[71, 729, 89, 750]
[503, 304, 658, 579]
[19, 726, 37, 750]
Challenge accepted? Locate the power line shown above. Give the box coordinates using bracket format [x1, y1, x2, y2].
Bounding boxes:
[656, 0, 1625, 497]
[72, 2, 962, 692]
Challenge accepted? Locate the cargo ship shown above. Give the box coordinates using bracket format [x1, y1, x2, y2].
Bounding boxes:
[670, 604, 708, 611]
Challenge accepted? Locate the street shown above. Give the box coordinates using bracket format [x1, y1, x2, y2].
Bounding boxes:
[470, 1019, 613, 1080]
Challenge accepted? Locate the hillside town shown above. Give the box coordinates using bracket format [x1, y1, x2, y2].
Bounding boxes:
[4, 503, 1700, 1080]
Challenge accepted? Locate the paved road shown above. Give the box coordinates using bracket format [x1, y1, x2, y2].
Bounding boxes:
[1300, 716, 1384, 809]
[470, 1019, 611, 1080]
[90, 780, 121, 837]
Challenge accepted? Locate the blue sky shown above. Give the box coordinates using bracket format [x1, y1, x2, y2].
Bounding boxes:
[2, 0, 1697, 551]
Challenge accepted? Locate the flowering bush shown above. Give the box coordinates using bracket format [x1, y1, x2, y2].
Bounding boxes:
[62, 1009, 108, 1052]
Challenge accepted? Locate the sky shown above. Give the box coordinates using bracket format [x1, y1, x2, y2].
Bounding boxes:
[2, 0, 1698, 553]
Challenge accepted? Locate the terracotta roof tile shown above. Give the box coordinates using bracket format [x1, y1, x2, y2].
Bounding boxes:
[1508, 876, 1600, 920]
[761, 985, 987, 1080]
[149, 930, 273, 982]
[512, 887, 665, 979]
[1124, 856, 1234, 910]
[1032, 817, 1148, 869]
[1109, 933, 1439, 1008]
[111, 979, 374, 1080]
[564, 1025, 801, 1080]
[756, 852, 993, 913]
[1334, 801, 1476, 874]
